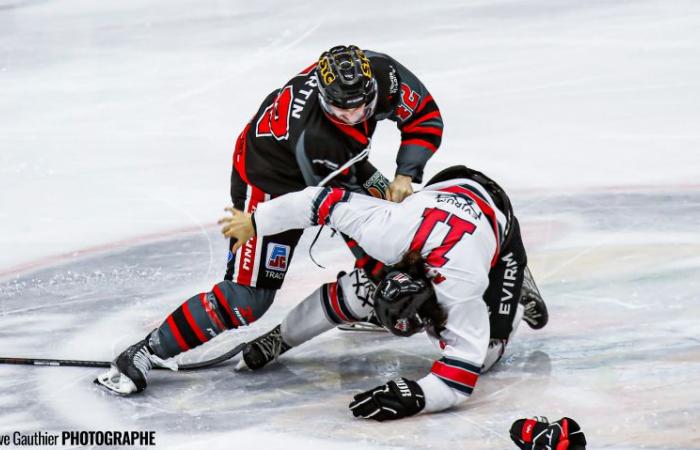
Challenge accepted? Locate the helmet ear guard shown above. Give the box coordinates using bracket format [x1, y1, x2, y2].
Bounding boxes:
[373, 271, 437, 337]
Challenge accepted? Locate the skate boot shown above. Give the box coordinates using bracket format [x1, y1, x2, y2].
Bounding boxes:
[520, 267, 549, 330]
[237, 325, 291, 371]
[94, 336, 177, 395]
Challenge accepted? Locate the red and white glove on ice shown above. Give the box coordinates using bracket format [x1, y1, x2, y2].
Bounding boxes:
[510, 416, 587, 450]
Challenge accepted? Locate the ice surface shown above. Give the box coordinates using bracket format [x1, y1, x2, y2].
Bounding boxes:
[1, 0, 699, 448]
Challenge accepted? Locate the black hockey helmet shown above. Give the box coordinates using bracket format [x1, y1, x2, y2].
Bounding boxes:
[316, 45, 377, 123]
[373, 270, 435, 337]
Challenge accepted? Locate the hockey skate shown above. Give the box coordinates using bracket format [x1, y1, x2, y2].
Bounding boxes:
[94, 337, 177, 395]
[236, 325, 291, 371]
[520, 267, 549, 330]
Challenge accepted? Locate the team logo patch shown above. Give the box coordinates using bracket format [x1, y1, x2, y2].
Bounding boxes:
[265, 244, 290, 272]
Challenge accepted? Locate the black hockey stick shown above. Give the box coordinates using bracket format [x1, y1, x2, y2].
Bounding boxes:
[0, 343, 245, 371]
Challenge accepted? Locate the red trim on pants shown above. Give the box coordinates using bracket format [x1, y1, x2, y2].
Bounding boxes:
[234, 186, 266, 286]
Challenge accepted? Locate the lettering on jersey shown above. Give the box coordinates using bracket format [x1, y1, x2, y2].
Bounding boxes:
[305, 75, 318, 89]
[266, 243, 290, 272]
[265, 270, 285, 280]
[388, 66, 399, 95]
[499, 252, 518, 315]
[293, 82, 317, 119]
[318, 56, 336, 85]
[436, 193, 482, 220]
[256, 86, 293, 140]
[395, 83, 421, 122]
[242, 244, 253, 272]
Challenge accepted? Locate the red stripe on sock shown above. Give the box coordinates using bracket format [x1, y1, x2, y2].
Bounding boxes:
[371, 262, 385, 277]
[182, 301, 208, 344]
[212, 284, 241, 328]
[354, 255, 371, 268]
[328, 282, 349, 322]
[200, 293, 226, 332]
[166, 316, 189, 352]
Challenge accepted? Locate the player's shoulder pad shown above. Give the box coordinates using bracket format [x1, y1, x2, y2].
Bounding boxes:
[364, 50, 401, 115]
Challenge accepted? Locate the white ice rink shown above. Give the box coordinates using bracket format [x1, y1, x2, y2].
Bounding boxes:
[1, 0, 699, 448]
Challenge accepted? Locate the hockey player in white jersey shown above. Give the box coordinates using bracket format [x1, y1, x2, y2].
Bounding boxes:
[220, 165, 549, 420]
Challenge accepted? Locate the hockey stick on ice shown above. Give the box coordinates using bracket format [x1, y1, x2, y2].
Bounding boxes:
[0, 343, 245, 371]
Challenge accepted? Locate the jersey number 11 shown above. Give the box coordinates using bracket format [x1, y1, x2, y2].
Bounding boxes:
[409, 208, 476, 268]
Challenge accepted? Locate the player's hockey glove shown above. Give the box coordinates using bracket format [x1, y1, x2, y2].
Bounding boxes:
[510, 416, 587, 450]
[349, 378, 425, 421]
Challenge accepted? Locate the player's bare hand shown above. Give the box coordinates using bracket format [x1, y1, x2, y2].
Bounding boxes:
[218, 207, 255, 253]
[387, 174, 413, 203]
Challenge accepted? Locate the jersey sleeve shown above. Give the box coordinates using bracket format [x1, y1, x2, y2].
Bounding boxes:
[253, 186, 410, 265]
[388, 57, 443, 183]
[417, 299, 490, 413]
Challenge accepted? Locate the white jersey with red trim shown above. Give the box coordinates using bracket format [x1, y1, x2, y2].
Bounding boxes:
[253, 178, 508, 413]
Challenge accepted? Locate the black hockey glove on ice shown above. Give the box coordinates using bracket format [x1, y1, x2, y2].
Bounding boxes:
[349, 378, 425, 421]
[510, 416, 587, 450]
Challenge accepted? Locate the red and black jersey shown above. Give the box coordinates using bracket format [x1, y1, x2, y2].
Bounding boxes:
[232, 50, 443, 198]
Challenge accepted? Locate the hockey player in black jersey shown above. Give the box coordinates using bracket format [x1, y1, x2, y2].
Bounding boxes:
[96, 45, 444, 394]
